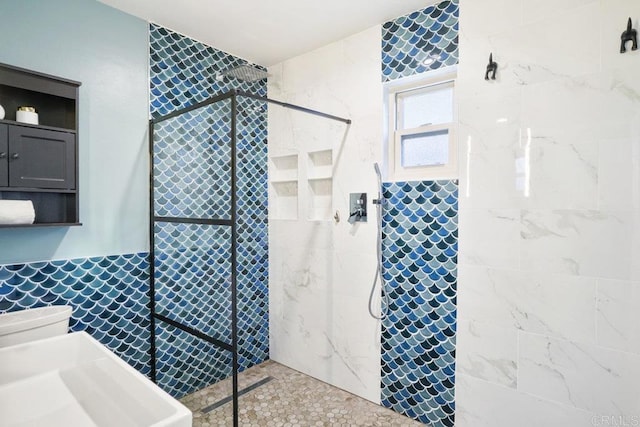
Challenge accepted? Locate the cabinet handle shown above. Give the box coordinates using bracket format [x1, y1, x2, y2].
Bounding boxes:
[0, 152, 5, 159]
[10, 153, 19, 160]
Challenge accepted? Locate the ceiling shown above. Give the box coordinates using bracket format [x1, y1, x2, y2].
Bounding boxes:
[98, 0, 433, 66]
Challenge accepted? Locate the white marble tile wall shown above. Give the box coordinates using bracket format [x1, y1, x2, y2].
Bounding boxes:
[267, 26, 383, 403]
[457, 0, 640, 424]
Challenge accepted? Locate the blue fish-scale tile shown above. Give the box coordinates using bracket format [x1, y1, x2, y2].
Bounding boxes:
[150, 24, 266, 120]
[150, 25, 268, 396]
[381, 180, 457, 427]
[382, 0, 458, 83]
[0, 253, 151, 376]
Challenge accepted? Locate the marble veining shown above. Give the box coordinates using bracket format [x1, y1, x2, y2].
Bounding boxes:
[597, 279, 640, 355]
[457, 0, 640, 424]
[519, 333, 640, 415]
[456, 320, 517, 388]
[268, 24, 384, 405]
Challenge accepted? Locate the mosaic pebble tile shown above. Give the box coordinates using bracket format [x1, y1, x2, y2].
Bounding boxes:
[381, 180, 457, 427]
[382, 0, 459, 82]
[0, 253, 150, 375]
[151, 25, 269, 398]
[182, 360, 425, 427]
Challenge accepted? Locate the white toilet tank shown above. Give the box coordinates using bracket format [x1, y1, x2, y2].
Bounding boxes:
[0, 305, 72, 348]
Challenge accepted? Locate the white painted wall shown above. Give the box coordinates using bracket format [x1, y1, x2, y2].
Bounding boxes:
[268, 26, 384, 402]
[456, 0, 640, 424]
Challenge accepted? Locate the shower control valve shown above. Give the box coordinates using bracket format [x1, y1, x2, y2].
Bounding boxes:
[348, 193, 367, 224]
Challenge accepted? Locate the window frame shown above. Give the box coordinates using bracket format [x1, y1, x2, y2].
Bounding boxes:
[385, 67, 458, 181]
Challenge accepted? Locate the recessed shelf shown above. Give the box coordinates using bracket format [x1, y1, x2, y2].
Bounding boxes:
[307, 149, 332, 180]
[269, 178, 298, 184]
[270, 181, 298, 220]
[308, 149, 332, 165]
[270, 153, 298, 183]
[307, 177, 332, 221]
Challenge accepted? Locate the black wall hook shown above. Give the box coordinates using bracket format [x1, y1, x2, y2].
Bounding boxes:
[485, 53, 498, 80]
[620, 17, 638, 53]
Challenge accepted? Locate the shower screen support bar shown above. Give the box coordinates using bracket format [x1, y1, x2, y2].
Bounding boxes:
[237, 90, 352, 124]
[154, 313, 233, 352]
[149, 89, 351, 427]
[154, 216, 233, 227]
[229, 92, 240, 427]
[150, 89, 353, 126]
[150, 90, 236, 125]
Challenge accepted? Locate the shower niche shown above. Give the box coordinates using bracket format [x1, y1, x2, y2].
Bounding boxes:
[268, 148, 334, 221]
[269, 153, 298, 220]
[307, 149, 332, 180]
[306, 149, 333, 221]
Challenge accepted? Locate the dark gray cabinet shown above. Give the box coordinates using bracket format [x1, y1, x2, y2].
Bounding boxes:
[0, 63, 80, 227]
[7, 126, 75, 189]
[0, 124, 7, 187]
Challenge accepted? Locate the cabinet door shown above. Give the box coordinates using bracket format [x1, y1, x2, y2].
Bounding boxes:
[8, 126, 75, 189]
[0, 124, 7, 187]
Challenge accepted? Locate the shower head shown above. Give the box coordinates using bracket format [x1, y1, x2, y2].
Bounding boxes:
[220, 64, 268, 82]
[373, 162, 383, 188]
[373, 162, 384, 204]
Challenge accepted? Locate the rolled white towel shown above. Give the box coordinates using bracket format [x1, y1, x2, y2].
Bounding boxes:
[0, 200, 35, 225]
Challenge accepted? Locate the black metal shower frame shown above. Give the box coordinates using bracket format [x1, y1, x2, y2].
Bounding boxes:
[148, 89, 350, 427]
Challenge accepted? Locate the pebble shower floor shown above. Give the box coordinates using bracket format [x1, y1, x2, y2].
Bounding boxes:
[181, 360, 425, 426]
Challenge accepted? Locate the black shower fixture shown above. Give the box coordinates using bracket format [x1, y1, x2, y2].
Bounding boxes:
[485, 53, 498, 80]
[620, 17, 637, 53]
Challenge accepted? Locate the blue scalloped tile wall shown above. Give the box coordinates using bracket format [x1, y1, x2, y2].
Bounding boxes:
[380, 3, 459, 424]
[0, 253, 150, 375]
[150, 23, 267, 119]
[381, 180, 457, 427]
[382, 0, 459, 82]
[150, 25, 269, 398]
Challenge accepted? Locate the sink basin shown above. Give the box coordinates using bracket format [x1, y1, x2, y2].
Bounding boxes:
[0, 332, 192, 427]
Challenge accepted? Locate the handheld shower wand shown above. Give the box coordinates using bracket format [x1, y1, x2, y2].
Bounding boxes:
[368, 162, 388, 320]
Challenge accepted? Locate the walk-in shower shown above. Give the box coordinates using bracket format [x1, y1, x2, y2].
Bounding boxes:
[149, 89, 350, 427]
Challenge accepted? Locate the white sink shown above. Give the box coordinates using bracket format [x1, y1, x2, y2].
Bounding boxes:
[0, 332, 192, 427]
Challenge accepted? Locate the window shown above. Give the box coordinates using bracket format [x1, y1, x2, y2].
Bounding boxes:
[386, 70, 457, 180]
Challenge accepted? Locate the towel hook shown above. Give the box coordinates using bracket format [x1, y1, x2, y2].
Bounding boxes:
[485, 53, 498, 80]
[620, 17, 638, 53]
